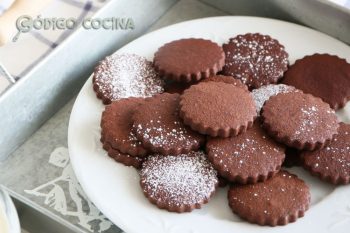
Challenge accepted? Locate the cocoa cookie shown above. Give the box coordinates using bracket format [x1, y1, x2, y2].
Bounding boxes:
[282, 54, 350, 110]
[179, 82, 256, 137]
[140, 151, 218, 213]
[102, 140, 144, 169]
[101, 98, 148, 157]
[222, 33, 289, 89]
[93, 54, 164, 104]
[302, 122, 350, 184]
[202, 75, 248, 90]
[282, 147, 302, 168]
[154, 38, 225, 83]
[252, 84, 297, 115]
[262, 92, 339, 150]
[206, 121, 285, 184]
[228, 170, 310, 226]
[132, 93, 205, 155]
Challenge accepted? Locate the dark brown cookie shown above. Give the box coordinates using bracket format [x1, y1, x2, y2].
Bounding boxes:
[282, 147, 302, 168]
[154, 38, 225, 83]
[202, 75, 248, 90]
[101, 98, 148, 157]
[102, 140, 144, 169]
[222, 33, 289, 89]
[262, 92, 339, 150]
[93, 54, 164, 104]
[302, 122, 350, 184]
[206, 121, 285, 184]
[252, 84, 297, 115]
[228, 170, 310, 226]
[140, 151, 218, 213]
[132, 93, 205, 155]
[282, 54, 350, 110]
[179, 82, 256, 137]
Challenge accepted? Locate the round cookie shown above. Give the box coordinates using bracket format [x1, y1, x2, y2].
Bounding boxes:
[228, 170, 310, 226]
[282, 54, 350, 110]
[93, 54, 164, 104]
[101, 98, 148, 157]
[202, 75, 248, 90]
[206, 120, 285, 184]
[262, 92, 339, 150]
[252, 84, 297, 115]
[154, 38, 225, 83]
[102, 140, 144, 169]
[179, 82, 256, 137]
[132, 93, 205, 155]
[140, 151, 218, 213]
[302, 122, 350, 184]
[222, 33, 289, 89]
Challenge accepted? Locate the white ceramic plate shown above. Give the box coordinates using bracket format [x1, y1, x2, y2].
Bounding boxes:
[68, 16, 350, 233]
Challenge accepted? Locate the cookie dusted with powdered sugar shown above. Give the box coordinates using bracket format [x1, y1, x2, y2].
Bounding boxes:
[206, 120, 285, 184]
[262, 92, 339, 150]
[228, 170, 310, 226]
[302, 122, 350, 184]
[132, 93, 205, 155]
[140, 151, 218, 212]
[93, 54, 164, 104]
[222, 33, 289, 89]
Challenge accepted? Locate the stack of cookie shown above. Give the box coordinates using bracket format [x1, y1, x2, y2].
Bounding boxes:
[93, 33, 350, 226]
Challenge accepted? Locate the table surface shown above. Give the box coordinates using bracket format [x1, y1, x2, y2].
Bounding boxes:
[0, 1, 227, 232]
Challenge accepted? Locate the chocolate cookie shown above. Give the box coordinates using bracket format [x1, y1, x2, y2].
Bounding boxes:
[222, 33, 289, 89]
[262, 92, 339, 150]
[140, 151, 218, 212]
[101, 98, 148, 157]
[228, 170, 310, 226]
[282, 54, 350, 110]
[132, 93, 205, 155]
[102, 140, 144, 169]
[206, 121, 285, 184]
[154, 38, 225, 83]
[179, 82, 256, 137]
[302, 122, 350, 184]
[93, 54, 164, 104]
[252, 84, 297, 115]
[202, 75, 248, 90]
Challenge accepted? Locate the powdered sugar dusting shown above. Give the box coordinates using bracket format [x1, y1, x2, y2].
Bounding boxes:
[252, 84, 296, 114]
[140, 152, 218, 206]
[308, 124, 350, 174]
[135, 117, 200, 148]
[293, 104, 336, 140]
[94, 54, 164, 100]
[224, 34, 288, 88]
[208, 123, 284, 172]
[122, 131, 143, 148]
